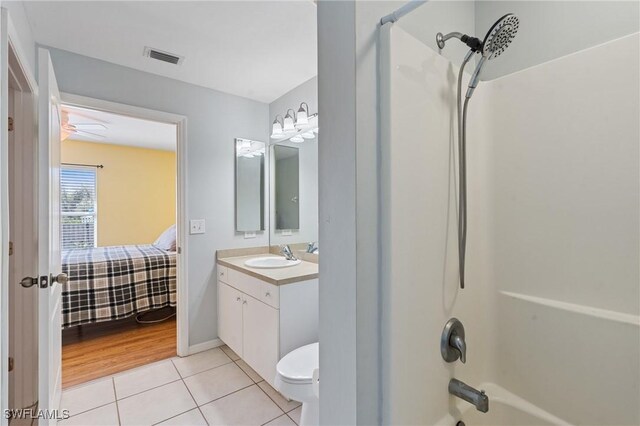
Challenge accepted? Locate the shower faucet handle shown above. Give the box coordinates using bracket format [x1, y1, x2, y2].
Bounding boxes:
[441, 318, 467, 364]
[450, 333, 467, 364]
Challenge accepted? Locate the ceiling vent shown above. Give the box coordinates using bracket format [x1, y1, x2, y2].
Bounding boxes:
[143, 47, 184, 65]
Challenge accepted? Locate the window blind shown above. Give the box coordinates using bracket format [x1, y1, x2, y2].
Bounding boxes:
[61, 167, 97, 250]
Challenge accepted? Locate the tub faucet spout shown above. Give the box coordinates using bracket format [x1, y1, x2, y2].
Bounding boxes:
[448, 378, 489, 413]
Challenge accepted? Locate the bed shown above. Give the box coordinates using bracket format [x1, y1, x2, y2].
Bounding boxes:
[61, 244, 176, 328]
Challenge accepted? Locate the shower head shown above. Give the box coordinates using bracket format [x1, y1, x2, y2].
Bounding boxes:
[466, 13, 519, 98]
[481, 13, 520, 60]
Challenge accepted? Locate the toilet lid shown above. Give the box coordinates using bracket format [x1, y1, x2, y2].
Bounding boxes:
[277, 342, 319, 384]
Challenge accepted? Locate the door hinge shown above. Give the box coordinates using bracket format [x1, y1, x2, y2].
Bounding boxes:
[8, 357, 14, 372]
[8, 241, 13, 256]
[8, 117, 14, 132]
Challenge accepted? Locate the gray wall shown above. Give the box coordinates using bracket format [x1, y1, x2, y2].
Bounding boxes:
[45, 46, 269, 346]
[476, 1, 640, 80]
[268, 76, 318, 246]
[318, 2, 358, 424]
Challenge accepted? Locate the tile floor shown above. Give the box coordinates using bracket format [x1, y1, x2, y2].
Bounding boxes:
[59, 345, 302, 426]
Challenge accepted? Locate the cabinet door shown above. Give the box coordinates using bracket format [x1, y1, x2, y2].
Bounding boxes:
[218, 282, 243, 356]
[242, 295, 279, 386]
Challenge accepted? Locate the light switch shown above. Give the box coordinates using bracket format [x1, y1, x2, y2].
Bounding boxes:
[244, 232, 256, 239]
[281, 229, 292, 236]
[190, 219, 205, 234]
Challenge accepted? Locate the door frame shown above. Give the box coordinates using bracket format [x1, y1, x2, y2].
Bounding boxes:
[1, 7, 39, 425]
[60, 93, 189, 357]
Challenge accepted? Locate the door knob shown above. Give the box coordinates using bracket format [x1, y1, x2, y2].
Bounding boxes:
[51, 273, 68, 285]
[20, 277, 38, 288]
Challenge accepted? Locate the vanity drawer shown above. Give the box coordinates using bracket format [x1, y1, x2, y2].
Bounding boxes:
[227, 268, 280, 309]
[217, 265, 229, 283]
[259, 282, 279, 309]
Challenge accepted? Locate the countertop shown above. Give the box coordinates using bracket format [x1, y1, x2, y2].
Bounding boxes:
[217, 254, 319, 285]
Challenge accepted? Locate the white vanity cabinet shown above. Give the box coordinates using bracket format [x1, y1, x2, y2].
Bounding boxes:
[217, 264, 318, 387]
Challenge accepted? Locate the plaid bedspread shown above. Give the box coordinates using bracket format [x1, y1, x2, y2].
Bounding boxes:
[61, 245, 176, 328]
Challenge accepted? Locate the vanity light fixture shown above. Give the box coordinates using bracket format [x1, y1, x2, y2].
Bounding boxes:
[270, 102, 319, 143]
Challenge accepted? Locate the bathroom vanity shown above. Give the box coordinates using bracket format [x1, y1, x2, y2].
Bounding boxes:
[217, 253, 319, 387]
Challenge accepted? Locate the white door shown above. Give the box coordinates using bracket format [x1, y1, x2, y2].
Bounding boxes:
[218, 282, 243, 356]
[37, 47, 64, 423]
[242, 295, 278, 386]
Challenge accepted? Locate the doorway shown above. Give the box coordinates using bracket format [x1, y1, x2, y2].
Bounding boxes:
[57, 103, 180, 388]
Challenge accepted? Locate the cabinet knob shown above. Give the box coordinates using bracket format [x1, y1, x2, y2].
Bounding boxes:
[265, 292, 271, 297]
[236, 297, 241, 302]
[243, 300, 248, 305]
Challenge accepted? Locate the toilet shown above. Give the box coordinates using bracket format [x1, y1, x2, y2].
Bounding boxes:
[274, 342, 319, 426]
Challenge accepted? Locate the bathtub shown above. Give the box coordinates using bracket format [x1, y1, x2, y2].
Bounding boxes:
[437, 383, 572, 426]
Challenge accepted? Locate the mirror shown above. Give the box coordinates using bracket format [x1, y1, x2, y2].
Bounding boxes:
[269, 139, 318, 247]
[235, 138, 265, 232]
[273, 145, 299, 230]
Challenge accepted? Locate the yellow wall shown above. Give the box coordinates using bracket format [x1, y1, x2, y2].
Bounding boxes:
[61, 140, 176, 247]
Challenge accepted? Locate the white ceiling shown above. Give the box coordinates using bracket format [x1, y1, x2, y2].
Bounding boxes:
[63, 104, 177, 151]
[23, 1, 318, 103]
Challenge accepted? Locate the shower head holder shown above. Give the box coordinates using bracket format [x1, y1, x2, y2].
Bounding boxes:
[436, 32, 482, 52]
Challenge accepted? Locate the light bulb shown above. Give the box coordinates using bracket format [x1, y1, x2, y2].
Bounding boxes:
[270, 118, 283, 139]
[296, 103, 309, 127]
[283, 110, 296, 132]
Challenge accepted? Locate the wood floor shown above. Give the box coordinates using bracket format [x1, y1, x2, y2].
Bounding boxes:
[62, 313, 176, 389]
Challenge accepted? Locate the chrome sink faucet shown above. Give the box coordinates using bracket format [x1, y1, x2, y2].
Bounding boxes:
[449, 378, 489, 413]
[280, 245, 297, 261]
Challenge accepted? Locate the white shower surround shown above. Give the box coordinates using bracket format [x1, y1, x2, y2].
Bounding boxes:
[381, 24, 639, 426]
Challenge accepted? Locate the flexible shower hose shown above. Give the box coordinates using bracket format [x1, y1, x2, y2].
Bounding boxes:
[457, 51, 474, 289]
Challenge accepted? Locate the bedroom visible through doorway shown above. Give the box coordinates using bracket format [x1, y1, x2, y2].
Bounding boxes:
[59, 104, 179, 388]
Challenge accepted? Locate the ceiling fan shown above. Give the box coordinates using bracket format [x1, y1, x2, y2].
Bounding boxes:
[61, 110, 108, 141]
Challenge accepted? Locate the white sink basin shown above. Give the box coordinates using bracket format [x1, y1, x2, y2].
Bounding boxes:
[244, 256, 301, 269]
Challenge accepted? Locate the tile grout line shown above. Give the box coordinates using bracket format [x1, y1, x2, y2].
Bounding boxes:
[112, 377, 122, 426]
[234, 359, 261, 383]
[255, 381, 288, 415]
[150, 408, 199, 426]
[286, 411, 299, 425]
[178, 368, 209, 426]
[64, 401, 114, 419]
[194, 382, 257, 409]
[256, 386, 286, 426]
[116, 378, 184, 402]
[171, 356, 234, 380]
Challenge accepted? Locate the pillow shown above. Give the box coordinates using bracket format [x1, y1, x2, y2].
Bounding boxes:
[154, 225, 176, 251]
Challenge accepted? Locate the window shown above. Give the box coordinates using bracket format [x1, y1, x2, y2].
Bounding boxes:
[61, 167, 97, 250]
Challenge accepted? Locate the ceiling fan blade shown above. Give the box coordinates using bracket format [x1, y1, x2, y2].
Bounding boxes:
[73, 129, 106, 139]
[73, 123, 107, 130]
